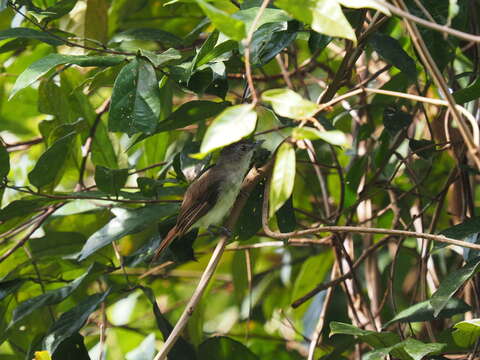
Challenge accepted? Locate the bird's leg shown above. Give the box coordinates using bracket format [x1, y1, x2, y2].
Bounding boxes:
[207, 225, 232, 238]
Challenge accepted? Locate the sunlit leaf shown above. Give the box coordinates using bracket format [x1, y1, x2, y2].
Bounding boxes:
[197, 104, 257, 156]
[269, 142, 295, 216]
[194, 0, 246, 41]
[262, 88, 319, 120]
[453, 318, 480, 348]
[292, 127, 347, 146]
[10, 54, 125, 99]
[338, 0, 390, 15]
[275, 0, 356, 42]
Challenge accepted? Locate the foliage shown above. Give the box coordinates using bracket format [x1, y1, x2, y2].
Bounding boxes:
[1, 0, 480, 359]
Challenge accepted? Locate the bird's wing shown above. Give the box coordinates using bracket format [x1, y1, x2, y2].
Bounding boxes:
[175, 168, 222, 235]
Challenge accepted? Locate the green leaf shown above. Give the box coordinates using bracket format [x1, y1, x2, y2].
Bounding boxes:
[233, 7, 291, 32]
[28, 132, 75, 189]
[308, 32, 331, 54]
[292, 253, 333, 307]
[292, 127, 347, 146]
[140, 48, 182, 67]
[362, 338, 445, 360]
[51, 333, 90, 360]
[383, 298, 471, 328]
[453, 318, 480, 348]
[76, 203, 178, 261]
[453, 77, 480, 104]
[0, 28, 64, 46]
[276, 196, 296, 232]
[369, 33, 417, 80]
[29, 231, 86, 258]
[337, 0, 390, 15]
[44, 290, 110, 354]
[110, 28, 183, 46]
[94, 166, 129, 194]
[330, 322, 402, 349]
[439, 217, 480, 240]
[197, 104, 257, 156]
[382, 107, 412, 136]
[0, 279, 23, 301]
[262, 88, 319, 120]
[10, 264, 100, 327]
[198, 336, 259, 360]
[269, 142, 295, 216]
[141, 287, 197, 359]
[108, 57, 162, 135]
[0, 144, 9, 178]
[194, 0, 246, 41]
[133, 101, 229, 147]
[0, 198, 56, 222]
[275, 0, 356, 42]
[10, 54, 125, 99]
[430, 256, 480, 317]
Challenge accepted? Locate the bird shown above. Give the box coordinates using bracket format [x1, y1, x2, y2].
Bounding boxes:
[151, 139, 262, 262]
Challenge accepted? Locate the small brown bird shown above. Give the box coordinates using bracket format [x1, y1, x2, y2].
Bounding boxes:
[151, 139, 262, 262]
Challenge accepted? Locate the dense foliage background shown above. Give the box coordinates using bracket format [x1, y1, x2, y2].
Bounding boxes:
[2, 0, 480, 359]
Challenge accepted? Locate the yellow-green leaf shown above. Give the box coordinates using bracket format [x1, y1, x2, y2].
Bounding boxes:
[269, 142, 295, 216]
[197, 104, 257, 157]
[338, 0, 390, 15]
[292, 127, 348, 146]
[275, 0, 356, 42]
[262, 88, 319, 120]
[195, 0, 246, 41]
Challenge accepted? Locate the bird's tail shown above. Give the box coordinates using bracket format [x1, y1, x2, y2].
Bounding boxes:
[151, 226, 178, 264]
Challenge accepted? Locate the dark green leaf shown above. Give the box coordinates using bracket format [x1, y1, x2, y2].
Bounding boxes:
[0, 144, 9, 178]
[0, 280, 23, 301]
[430, 256, 480, 317]
[198, 336, 259, 360]
[308, 31, 331, 54]
[94, 166, 129, 194]
[28, 132, 75, 189]
[0, 28, 63, 46]
[235, 181, 264, 240]
[52, 333, 90, 360]
[123, 235, 161, 267]
[76, 203, 178, 261]
[453, 77, 480, 104]
[409, 139, 435, 159]
[383, 107, 412, 136]
[0, 198, 55, 222]
[110, 28, 182, 46]
[439, 217, 480, 240]
[276, 196, 296, 232]
[108, 57, 162, 135]
[10, 54, 126, 99]
[38, 0, 78, 20]
[233, 7, 290, 31]
[44, 290, 110, 354]
[10, 263, 100, 327]
[29, 231, 87, 258]
[141, 287, 197, 360]
[383, 298, 471, 328]
[369, 33, 417, 80]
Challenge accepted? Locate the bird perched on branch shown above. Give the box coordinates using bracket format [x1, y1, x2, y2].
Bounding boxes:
[151, 139, 263, 262]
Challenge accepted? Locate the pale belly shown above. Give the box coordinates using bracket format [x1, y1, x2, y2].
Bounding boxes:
[194, 176, 243, 229]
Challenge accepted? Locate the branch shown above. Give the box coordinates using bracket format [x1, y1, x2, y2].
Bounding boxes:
[153, 159, 274, 360]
